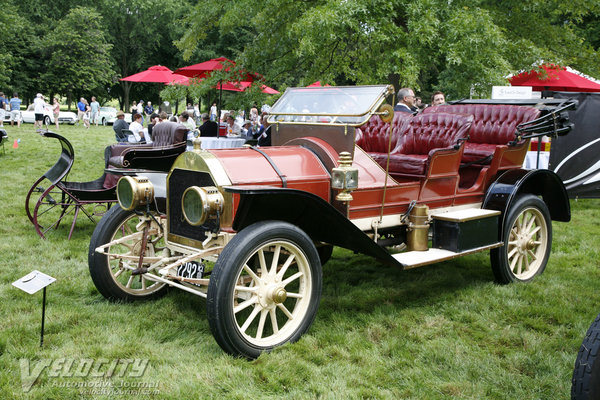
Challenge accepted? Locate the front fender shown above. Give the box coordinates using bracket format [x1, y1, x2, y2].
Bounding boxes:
[483, 168, 571, 228]
[227, 186, 401, 267]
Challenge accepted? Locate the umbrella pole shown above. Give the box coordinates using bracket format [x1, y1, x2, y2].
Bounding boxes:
[218, 80, 223, 139]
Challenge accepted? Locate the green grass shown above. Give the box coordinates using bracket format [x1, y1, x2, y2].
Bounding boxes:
[0, 123, 599, 399]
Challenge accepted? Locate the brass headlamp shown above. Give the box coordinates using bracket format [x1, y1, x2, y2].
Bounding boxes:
[181, 186, 224, 226]
[117, 176, 154, 211]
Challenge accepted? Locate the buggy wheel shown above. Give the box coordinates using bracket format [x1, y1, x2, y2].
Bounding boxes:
[572, 313, 600, 400]
[207, 221, 322, 359]
[490, 194, 552, 283]
[88, 205, 168, 301]
[29, 183, 79, 239]
[102, 118, 107, 126]
[43, 115, 51, 125]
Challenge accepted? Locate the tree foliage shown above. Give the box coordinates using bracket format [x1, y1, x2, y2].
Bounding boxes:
[41, 7, 114, 105]
[178, 0, 600, 100]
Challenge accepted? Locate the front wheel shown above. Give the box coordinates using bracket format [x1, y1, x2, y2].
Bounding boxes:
[490, 194, 552, 283]
[88, 205, 168, 301]
[207, 221, 323, 359]
[572, 313, 600, 400]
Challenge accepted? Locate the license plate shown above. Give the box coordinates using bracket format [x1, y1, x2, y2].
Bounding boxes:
[176, 261, 204, 280]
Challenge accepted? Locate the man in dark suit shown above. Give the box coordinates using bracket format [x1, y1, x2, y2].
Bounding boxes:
[198, 113, 218, 137]
[394, 88, 417, 113]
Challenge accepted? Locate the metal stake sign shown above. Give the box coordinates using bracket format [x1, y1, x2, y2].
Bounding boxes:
[12, 271, 56, 346]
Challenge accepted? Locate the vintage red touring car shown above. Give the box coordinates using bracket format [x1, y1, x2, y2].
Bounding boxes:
[89, 85, 574, 358]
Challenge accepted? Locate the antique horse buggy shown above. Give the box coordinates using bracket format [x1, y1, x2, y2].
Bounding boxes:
[26, 123, 187, 239]
[88, 85, 574, 358]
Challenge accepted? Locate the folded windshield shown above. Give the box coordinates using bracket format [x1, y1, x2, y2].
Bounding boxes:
[268, 85, 392, 125]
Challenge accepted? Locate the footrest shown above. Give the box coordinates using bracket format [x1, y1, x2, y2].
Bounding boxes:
[393, 243, 502, 269]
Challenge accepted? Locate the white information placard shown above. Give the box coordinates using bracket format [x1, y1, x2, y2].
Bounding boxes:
[492, 86, 533, 99]
[12, 270, 56, 294]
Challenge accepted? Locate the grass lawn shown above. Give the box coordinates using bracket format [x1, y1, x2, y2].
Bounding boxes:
[0, 123, 599, 399]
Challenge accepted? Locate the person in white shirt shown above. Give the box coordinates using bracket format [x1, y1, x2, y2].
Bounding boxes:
[33, 93, 46, 130]
[210, 103, 217, 121]
[226, 114, 241, 137]
[128, 113, 144, 143]
[136, 100, 145, 124]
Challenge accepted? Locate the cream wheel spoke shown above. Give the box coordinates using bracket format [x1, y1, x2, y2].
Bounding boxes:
[282, 271, 303, 287]
[517, 255, 524, 275]
[507, 246, 519, 259]
[243, 264, 261, 284]
[125, 275, 134, 288]
[528, 225, 541, 238]
[114, 268, 125, 278]
[141, 276, 147, 290]
[276, 254, 296, 280]
[269, 245, 281, 276]
[234, 297, 257, 314]
[240, 306, 261, 334]
[269, 308, 279, 334]
[257, 249, 267, 277]
[510, 253, 520, 273]
[234, 285, 259, 293]
[255, 309, 268, 339]
[527, 249, 537, 260]
[277, 303, 293, 320]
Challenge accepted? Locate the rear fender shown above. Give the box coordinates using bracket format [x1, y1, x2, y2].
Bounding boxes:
[483, 169, 571, 232]
[227, 186, 401, 267]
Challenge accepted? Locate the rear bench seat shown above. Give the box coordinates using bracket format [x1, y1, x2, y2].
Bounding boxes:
[422, 104, 540, 164]
[356, 112, 472, 177]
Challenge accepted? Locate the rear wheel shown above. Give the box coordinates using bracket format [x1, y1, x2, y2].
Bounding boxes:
[88, 205, 168, 301]
[490, 194, 551, 283]
[572, 313, 600, 400]
[43, 115, 51, 125]
[102, 118, 107, 126]
[207, 221, 322, 359]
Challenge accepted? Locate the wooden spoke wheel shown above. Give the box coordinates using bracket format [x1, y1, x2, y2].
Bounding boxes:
[207, 221, 322, 359]
[88, 205, 168, 301]
[491, 194, 552, 283]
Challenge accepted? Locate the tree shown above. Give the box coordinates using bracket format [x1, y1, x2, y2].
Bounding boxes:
[98, 0, 188, 110]
[41, 7, 114, 108]
[177, 0, 600, 100]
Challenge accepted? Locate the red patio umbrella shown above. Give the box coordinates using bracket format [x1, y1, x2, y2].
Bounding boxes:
[215, 81, 279, 94]
[307, 81, 331, 87]
[120, 65, 188, 84]
[509, 64, 600, 92]
[174, 57, 260, 117]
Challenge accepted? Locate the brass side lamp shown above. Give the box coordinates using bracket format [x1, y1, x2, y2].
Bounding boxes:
[331, 151, 358, 202]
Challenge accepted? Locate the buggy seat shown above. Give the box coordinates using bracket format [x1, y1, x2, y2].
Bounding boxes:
[108, 121, 187, 171]
[356, 112, 472, 177]
[422, 104, 540, 164]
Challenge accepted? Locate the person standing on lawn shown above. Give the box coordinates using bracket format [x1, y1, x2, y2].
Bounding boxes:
[90, 96, 100, 126]
[33, 93, 46, 130]
[0, 92, 7, 127]
[77, 98, 86, 125]
[9, 93, 22, 127]
[52, 98, 60, 129]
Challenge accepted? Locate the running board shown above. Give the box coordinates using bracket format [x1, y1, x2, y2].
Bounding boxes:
[393, 242, 503, 269]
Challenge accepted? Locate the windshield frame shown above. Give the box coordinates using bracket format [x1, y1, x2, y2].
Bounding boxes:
[267, 85, 394, 127]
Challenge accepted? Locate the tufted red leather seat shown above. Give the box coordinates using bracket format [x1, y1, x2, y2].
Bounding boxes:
[423, 104, 540, 163]
[356, 112, 472, 176]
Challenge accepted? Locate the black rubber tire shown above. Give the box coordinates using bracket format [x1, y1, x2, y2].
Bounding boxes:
[207, 220, 322, 359]
[490, 194, 552, 284]
[316, 243, 334, 265]
[572, 313, 600, 400]
[43, 115, 51, 126]
[88, 205, 168, 301]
